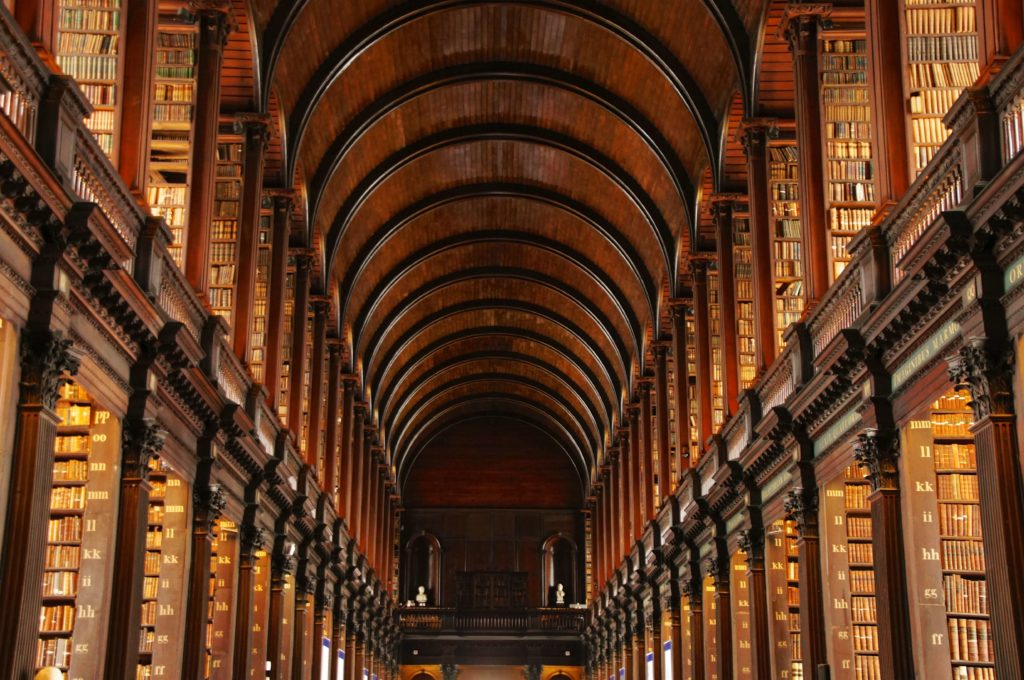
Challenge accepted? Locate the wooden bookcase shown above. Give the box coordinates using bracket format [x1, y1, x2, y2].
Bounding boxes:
[684, 312, 700, 462]
[665, 352, 679, 480]
[249, 548, 271, 674]
[819, 32, 876, 281]
[731, 550, 752, 678]
[732, 206, 756, 389]
[278, 265, 296, 425]
[902, 389, 994, 679]
[147, 11, 197, 270]
[767, 519, 803, 679]
[823, 464, 881, 680]
[702, 574, 719, 679]
[209, 138, 244, 326]
[707, 268, 725, 429]
[136, 457, 188, 680]
[53, 0, 123, 157]
[248, 196, 274, 382]
[901, 0, 981, 176]
[38, 382, 119, 677]
[207, 519, 238, 679]
[767, 142, 804, 350]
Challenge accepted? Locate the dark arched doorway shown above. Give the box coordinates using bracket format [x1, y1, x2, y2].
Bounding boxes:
[541, 533, 578, 606]
[403, 531, 443, 605]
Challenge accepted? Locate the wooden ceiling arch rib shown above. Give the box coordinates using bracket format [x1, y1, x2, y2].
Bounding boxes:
[303, 64, 696, 235]
[370, 316, 623, 421]
[321, 126, 676, 292]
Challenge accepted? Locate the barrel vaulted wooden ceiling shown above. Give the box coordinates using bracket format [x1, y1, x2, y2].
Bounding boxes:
[240, 0, 777, 499]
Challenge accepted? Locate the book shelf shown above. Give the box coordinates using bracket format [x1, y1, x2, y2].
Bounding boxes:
[702, 574, 719, 679]
[136, 457, 188, 680]
[54, 0, 123, 157]
[731, 550, 752, 677]
[207, 519, 237, 679]
[248, 197, 274, 382]
[732, 207, 756, 388]
[38, 382, 119, 677]
[823, 465, 881, 680]
[767, 519, 803, 679]
[665, 352, 679, 478]
[902, 0, 981, 175]
[299, 312, 314, 459]
[684, 312, 700, 462]
[768, 143, 804, 349]
[820, 34, 876, 281]
[209, 140, 243, 327]
[278, 266, 296, 425]
[903, 388, 994, 679]
[707, 268, 725, 429]
[249, 547, 271, 674]
[147, 13, 197, 270]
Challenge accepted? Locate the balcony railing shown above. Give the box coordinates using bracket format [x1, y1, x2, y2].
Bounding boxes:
[398, 607, 587, 635]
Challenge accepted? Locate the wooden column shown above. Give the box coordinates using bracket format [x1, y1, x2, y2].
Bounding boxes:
[331, 609, 345, 680]
[592, 497, 603, 592]
[313, 590, 332, 680]
[851, 429, 915, 680]
[0, 328, 79, 680]
[782, 6, 830, 306]
[291, 578, 312, 680]
[351, 412, 367, 548]
[182, 473, 226, 680]
[344, 614, 358, 680]
[639, 381, 655, 521]
[629, 611, 645, 680]
[784, 486, 827, 673]
[183, 2, 230, 295]
[231, 522, 266, 680]
[739, 121, 777, 368]
[628, 404, 644, 538]
[689, 260, 713, 450]
[232, 114, 270, 361]
[739, 519, 771, 680]
[103, 415, 166, 680]
[622, 621, 635, 680]
[266, 549, 294, 680]
[305, 296, 330, 469]
[648, 597, 664, 680]
[118, 0, 158, 194]
[711, 199, 740, 413]
[615, 445, 628, 557]
[664, 585, 684, 680]
[339, 376, 357, 520]
[620, 426, 635, 541]
[324, 341, 343, 501]
[865, 0, 910, 207]
[705, 552, 731, 680]
[610, 450, 622, 565]
[264, 192, 293, 406]
[948, 338, 1024, 679]
[978, 0, 1024, 74]
[653, 344, 672, 500]
[601, 466, 613, 581]
[669, 302, 693, 470]
[682, 571, 704, 680]
[287, 252, 313, 441]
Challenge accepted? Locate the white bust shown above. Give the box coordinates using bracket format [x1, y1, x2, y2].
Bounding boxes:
[415, 585, 428, 605]
[34, 669, 64, 680]
[555, 583, 566, 605]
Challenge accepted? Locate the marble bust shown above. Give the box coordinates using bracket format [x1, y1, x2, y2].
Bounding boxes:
[415, 585, 428, 606]
[555, 583, 566, 605]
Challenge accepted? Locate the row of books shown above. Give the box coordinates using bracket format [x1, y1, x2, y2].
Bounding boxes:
[53, 460, 89, 482]
[147, 505, 165, 524]
[57, 404, 91, 427]
[770, 147, 798, 163]
[828, 159, 872, 181]
[209, 264, 236, 287]
[912, 117, 953, 147]
[139, 628, 155, 653]
[849, 568, 876, 595]
[156, 66, 195, 80]
[57, 54, 118, 81]
[217, 143, 243, 163]
[215, 180, 242, 200]
[934, 443, 976, 468]
[143, 576, 160, 599]
[208, 288, 234, 309]
[938, 503, 983, 538]
[48, 517, 83, 543]
[157, 32, 195, 49]
[212, 218, 238, 239]
[848, 542, 873, 565]
[153, 104, 191, 125]
[909, 61, 979, 89]
[904, 7, 976, 35]
[87, 109, 116, 130]
[145, 529, 163, 550]
[50, 486, 86, 511]
[141, 601, 158, 626]
[39, 604, 76, 633]
[829, 207, 873, 232]
[772, 201, 799, 218]
[55, 434, 90, 454]
[944, 573, 988, 615]
[209, 241, 237, 262]
[37, 637, 72, 669]
[150, 479, 167, 499]
[155, 83, 193, 102]
[851, 595, 877, 623]
[144, 551, 161, 575]
[827, 140, 873, 159]
[59, 7, 121, 32]
[907, 35, 979, 63]
[823, 86, 869, 105]
[825, 122, 872, 141]
[45, 545, 81, 570]
[942, 538, 986, 573]
[931, 413, 973, 438]
[845, 483, 870, 511]
[854, 655, 882, 680]
[937, 473, 980, 501]
[847, 516, 873, 539]
[947, 617, 994, 663]
[950, 667, 994, 680]
[57, 32, 118, 54]
[823, 104, 870, 122]
[42, 570, 79, 597]
[851, 624, 879, 652]
[828, 182, 875, 203]
[822, 70, 867, 86]
[821, 54, 869, 73]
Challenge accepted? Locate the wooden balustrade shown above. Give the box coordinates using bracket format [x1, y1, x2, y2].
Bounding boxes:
[398, 607, 587, 635]
[0, 6, 45, 140]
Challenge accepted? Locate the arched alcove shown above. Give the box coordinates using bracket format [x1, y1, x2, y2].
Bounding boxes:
[403, 531, 443, 605]
[541, 533, 579, 606]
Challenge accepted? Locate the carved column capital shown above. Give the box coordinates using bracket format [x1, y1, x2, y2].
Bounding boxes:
[441, 663, 459, 680]
[779, 4, 830, 52]
[737, 526, 765, 567]
[191, 1, 233, 46]
[241, 524, 267, 552]
[19, 329, 79, 410]
[947, 337, 1015, 420]
[737, 118, 779, 156]
[193, 482, 227, 532]
[121, 419, 167, 480]
[234, 112, 272, 145]
[784, 486, 819, 538]
[680, 573, 702, 603]
[853, 428, 901, 491]
[703, 555, 728, 587]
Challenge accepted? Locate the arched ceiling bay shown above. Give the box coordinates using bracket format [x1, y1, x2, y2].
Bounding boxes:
[256, 0, 770, 500]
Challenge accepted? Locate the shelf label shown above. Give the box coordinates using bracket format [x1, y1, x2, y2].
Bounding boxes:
[892, 320, 961, 390]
